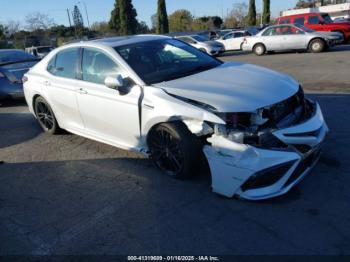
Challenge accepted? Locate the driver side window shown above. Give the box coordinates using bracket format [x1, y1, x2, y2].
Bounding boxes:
[82, 48, 124, 85]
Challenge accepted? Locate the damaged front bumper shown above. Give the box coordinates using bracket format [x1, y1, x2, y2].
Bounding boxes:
[203, 102, 328, 200]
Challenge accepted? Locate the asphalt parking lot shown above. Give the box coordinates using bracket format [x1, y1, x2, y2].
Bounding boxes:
[1, 45, 350, 256]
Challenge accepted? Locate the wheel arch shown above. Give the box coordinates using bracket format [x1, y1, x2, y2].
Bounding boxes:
[31, 93, 63, 128]
[308, 37, 327, 49]
[253, 42, 266, 50]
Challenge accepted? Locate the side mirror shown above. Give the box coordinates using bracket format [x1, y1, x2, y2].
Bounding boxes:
[319, 21, 325, 25]
[105, 75, 124, 90]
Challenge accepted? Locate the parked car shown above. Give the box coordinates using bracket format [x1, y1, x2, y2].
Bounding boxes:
[175, 35, 224, 56]
[0, 49, 39, 101]
[242, 24, 343, 56]
[25, 46, 54, 59]
[216, 30, 251, 51]
[276, 12, 350, 43]
[333, 17, 350, 23]
[23, 35, 328, 200]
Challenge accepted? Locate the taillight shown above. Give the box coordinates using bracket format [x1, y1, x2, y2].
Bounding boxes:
[22, 76, 28, 83]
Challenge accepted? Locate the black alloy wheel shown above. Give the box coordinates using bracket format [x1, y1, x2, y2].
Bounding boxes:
[34, 96, 60, 134]
[148, 122, 203, 179]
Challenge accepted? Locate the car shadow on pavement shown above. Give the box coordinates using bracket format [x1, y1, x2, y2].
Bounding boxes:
[0, 113, 42, 149]
[0, 99, 27, 108]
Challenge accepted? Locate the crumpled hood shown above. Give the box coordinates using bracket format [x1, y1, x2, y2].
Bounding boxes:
[154, 62, 299, 112]
[313, 31, 343, 38]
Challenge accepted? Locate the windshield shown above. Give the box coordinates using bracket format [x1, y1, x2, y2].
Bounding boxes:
[0, 50, 36, 64]
[191, 35, 208, 42]
[322, 14, 333, 24]
[296, 24, 315, 33]
[114, 39, 222, 85]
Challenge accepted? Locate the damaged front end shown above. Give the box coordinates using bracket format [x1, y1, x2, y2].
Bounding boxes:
[202, 87, 329, 200]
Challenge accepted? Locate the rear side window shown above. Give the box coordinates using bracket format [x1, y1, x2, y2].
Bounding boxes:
[263, 27, 278, 36]
[223, 33, 234, 40]
[308, 16, 319, 24]
[48, 48, 79, 79]
[294, 17, 305, 25]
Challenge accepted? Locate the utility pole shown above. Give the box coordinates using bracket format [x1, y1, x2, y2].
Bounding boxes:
[261, 0, 263, 27]
[67, 8, 72, 27]
[78, 1, 90, 29]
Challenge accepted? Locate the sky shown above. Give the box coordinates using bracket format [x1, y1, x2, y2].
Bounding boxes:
[1, 0, 297, 28]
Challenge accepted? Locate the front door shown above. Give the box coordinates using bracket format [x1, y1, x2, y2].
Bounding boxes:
[76, 47, 141, 150]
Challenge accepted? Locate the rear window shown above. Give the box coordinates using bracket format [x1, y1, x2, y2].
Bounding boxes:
[48, 48, 79, 79]
[294, 17, 305, 25]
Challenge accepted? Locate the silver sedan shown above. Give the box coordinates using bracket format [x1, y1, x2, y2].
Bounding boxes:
[242, 24, 343, 56]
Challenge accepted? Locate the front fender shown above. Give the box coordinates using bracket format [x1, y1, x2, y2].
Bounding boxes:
[141, 86, 224, 146]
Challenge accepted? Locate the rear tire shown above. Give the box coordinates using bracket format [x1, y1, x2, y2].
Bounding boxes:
[253, 44, 266, 56]
[309, 39, 325, 53]
[34, 96, 61, 135]
[148, 122, 203, 180]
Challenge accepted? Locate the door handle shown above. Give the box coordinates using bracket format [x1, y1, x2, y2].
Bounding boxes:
[44, 80, 51, 86]
[78, 88, 88, 94]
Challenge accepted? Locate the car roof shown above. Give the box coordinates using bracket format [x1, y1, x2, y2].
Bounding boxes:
[176, 35, 196, 38]
[91, 35, 170, 47]
[279, 12, 327, 19]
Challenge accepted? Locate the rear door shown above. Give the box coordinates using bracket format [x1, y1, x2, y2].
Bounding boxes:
[306, 15, 323, 31]
[46, 48, 85, 131]
[261, 27, 285, 51]
[231, 32, 245, 50]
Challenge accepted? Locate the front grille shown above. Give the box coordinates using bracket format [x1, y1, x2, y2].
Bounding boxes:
[241, 161, 295, 191]
[284, 148, 321, 187]
[262, 87, 306, 129]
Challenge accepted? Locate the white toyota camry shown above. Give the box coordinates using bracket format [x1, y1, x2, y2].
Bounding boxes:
[23, 35, 328, 200]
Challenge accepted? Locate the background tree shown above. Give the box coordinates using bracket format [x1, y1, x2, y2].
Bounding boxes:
[151, 14, 158, 32]
[295, 0, 316, 8]
[192, 16, 223, 30]
[25, 12, 55, 31]
[224, 2, 248, 28]
[157, 0, 169, 34]
[137, 21, 150, 34]
[109, 0, 121, 33]
[168, 9, 193, 32]
[246, 0, 256, 26]
[73, 5, 84, 31]
[0, 24, 5, 39]
[119, 0, 138, 35]
[262, 0, 270, 24]
[91, 22, 115, 36]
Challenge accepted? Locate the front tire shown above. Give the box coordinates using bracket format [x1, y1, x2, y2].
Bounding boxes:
[253, 44, 266, 56]
[309, 39, 326, 53]
[34, 96, 61, 134]
[148, 122, 203, 180]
